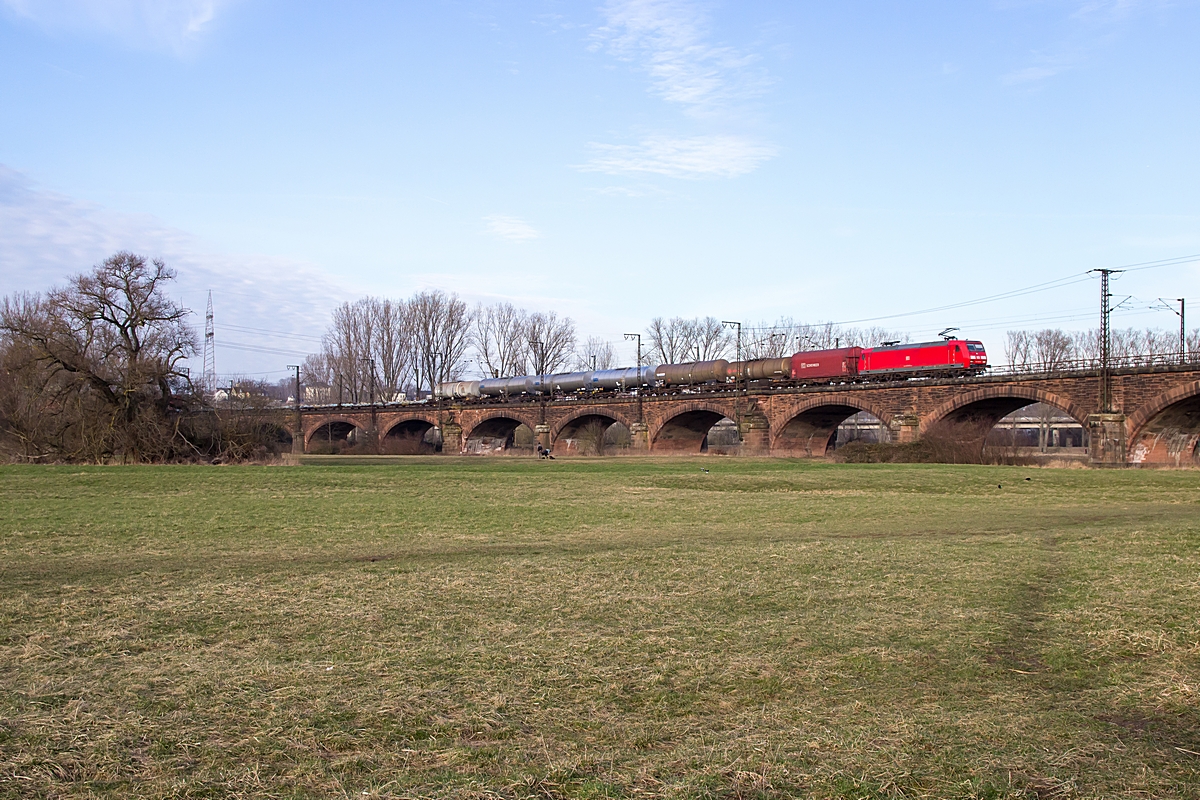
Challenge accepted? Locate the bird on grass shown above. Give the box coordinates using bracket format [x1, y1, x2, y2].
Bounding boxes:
[701, 468, 710, 473]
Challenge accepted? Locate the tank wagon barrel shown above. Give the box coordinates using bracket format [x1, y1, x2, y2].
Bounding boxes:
[434, 380, 481, 398]
[728, 357, 792, 381]
[654, 359, 730, 386]
[587, 366, 655, 390]
[478, 376, 534, 397]
[536, 371, 593, 393]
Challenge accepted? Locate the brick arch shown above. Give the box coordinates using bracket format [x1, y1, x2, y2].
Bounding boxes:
[1126, 379, 1200, 442]
[303, 415, 370, 448]
[551, 407, 636, 440]
[649, 400, 739, 452]
[920, 386, 1087, 434]
[380, 413, 441, 439]
[769, 396, 896, 450]
[1123, 381, 1200, 441]
[462, 409, 541, 442]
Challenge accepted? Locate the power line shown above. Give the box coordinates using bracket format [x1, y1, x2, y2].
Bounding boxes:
[220, 322, 326, 343]
[1106, 253, 1200, 273]
[209, 368, 295, 378]
[828, 274, 1097, 326]
[741, 254, 1200, 332]
[219, 341, 314, 358]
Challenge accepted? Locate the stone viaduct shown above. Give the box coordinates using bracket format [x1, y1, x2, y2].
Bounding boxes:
[283, 362, 1200, 466]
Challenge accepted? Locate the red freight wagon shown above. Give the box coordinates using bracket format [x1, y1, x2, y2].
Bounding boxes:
[859, 340, 987, 376]
[790, 347, 863, 381]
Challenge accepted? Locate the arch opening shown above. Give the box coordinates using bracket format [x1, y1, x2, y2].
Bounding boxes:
[383, 420, 441, 455]
[986, 402, 1087, 455]
[466, 417, 529, 455]
[554, 414, 628, 455]
[775, 404, 873, 457]
[833, 410, 890, 450]
[1129, 391, 1200, 466]
[604, 421, 632, 452]
[307, 420, 367, 454]
[653, 410, 736, 454]
[929, 397, 1086, 464]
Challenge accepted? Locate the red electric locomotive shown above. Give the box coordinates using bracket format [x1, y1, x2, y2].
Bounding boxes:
[859, 339, 987, 377]
[783, 339, 988, 384]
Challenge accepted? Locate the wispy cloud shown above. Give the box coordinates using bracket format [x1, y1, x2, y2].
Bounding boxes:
[483, 214, 540, 242]
[594, 0, 767, 118]
[1001, 0, 1168, 85]
[1002, 55, 1080, 85]
[0, 164, 345, 376]
[1071, 0, 1156, 23]
[589, 184, 669, 198]
[585, 1, 776, 181]
[0, 0, 231, 52]
[581, 134, 776, 179]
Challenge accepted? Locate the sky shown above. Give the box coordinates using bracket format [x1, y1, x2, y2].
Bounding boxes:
[2, 0, 1199, 379]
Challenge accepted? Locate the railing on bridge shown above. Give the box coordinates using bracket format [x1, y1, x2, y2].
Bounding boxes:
[986, 350, 1198, 378]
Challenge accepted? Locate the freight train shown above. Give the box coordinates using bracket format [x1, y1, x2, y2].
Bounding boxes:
[436, 338, 988, 398]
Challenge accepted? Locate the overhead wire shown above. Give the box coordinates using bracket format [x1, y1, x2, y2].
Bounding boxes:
[741, 254, 1199, 335]
[827, 274, 1097, 326]
[218, 341, 313, 358]
[219, 322, 325, 343]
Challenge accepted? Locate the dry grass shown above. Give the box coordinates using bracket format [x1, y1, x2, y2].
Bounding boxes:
[0, 460, 1198, 798]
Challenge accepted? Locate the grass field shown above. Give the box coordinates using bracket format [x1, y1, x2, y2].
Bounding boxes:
[1, 459, 1198, 799]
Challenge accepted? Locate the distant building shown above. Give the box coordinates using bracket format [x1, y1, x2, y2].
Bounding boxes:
[990, 403, 1086, 449]
[305, 385, 334, 404]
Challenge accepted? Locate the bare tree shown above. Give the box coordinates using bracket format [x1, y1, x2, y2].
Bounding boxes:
[0, 324, 72, 460]
[1005, 330, 1032, 370]
[576, 336, 617, 371]
[1032, 329, 1072, 369]
[792, 322, 832, 351]
[646, 317, 697, 364]
[411, 290, 472, 394]
[301, 352, 333, 387]
[744, 329, 790, 359]
[1071, 329, 1101, 364]
[692, 316, 731, 360]
[371, 298, 411, 401]
[849, 326, 906, 348]
[744, 318, 797, 359]
[523, 311, 576, 375]
[0, 252, 195, 461]
[776, 321, 905, 352]
[1003, 326, 1196, 369]
[317, 297, 413, 402]
[321, 300, 373, 403]
[472, 302, 528, 378]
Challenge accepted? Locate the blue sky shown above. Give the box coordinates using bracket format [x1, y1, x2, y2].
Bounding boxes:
[2, 0, 1198, 377]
